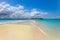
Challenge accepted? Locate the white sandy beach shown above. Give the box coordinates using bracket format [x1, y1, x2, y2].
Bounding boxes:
[0, 21, 48, 40]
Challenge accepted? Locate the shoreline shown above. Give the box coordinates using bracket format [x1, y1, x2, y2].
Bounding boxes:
[0, 20, 48, 40]
[0, 20, 35, 24]
[0, 20, 47, 36]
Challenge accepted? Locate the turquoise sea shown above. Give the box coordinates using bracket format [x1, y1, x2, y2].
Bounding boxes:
[0, 19, 60, 39]
[36, 19, 60, 39]
[36, 19, 60, 32]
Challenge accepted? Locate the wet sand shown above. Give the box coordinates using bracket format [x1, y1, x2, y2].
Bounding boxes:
[0, 21, 48, 40]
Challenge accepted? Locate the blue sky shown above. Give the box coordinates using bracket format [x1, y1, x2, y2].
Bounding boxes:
[0, 0, 60, 19]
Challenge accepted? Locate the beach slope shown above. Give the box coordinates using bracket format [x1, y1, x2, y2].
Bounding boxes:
[0, 21, 48, 40]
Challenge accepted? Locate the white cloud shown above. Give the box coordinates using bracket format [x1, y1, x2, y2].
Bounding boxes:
[0, 2, 48, 19]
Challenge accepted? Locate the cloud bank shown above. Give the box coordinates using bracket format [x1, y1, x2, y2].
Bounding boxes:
[0, 2, 48, 19]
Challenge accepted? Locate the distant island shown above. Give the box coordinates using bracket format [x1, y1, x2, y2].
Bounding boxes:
[31, 18, 43, 20]
[0, 18, 44, 20]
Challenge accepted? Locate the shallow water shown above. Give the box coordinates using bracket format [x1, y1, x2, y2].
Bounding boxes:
[36, 19, 60, 40]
